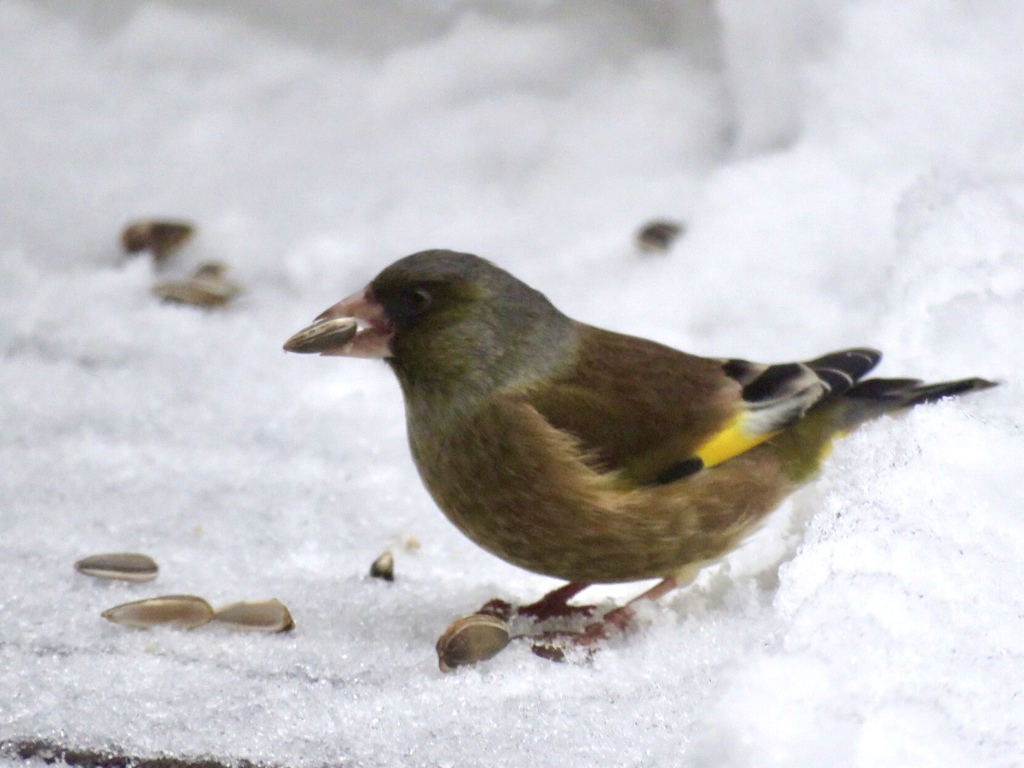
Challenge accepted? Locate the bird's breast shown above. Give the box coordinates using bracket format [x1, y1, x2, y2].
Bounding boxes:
[404, 395, 791, 583]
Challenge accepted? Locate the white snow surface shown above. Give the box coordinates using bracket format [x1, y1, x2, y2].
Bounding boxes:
[1, 1, 1023, 766]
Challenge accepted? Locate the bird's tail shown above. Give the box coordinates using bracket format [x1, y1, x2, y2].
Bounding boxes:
[771, 374, 996, 483]
[837, 376, 997, 429]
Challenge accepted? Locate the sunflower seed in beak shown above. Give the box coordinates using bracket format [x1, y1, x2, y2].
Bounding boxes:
[283, 317, 358, 354]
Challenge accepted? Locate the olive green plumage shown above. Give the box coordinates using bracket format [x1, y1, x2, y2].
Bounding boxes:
[291, 249, 996, 585]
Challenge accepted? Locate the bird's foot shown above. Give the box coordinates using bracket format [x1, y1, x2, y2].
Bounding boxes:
[439, 577, 680, 669]
[529, 603, 636, 662]
[477, 581, 594, 623]
[476, 598, 516, 621]
[528, 576, 682, 662]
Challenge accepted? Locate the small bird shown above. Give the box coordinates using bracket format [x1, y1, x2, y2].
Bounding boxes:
[285, 250, 995, 654]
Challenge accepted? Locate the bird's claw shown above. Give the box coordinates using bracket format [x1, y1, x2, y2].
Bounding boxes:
[477, 598, 515, 622]
[517, 599, 597, 622]
[530, 641, 568, 663]
[477, 583, 596, 623]
[476, 598, 596, 623]
[460, 587, 642, 666]
[528, 618, 621, 662]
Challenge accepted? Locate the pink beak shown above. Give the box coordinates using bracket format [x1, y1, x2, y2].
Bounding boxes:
[283, 287, 394, 358]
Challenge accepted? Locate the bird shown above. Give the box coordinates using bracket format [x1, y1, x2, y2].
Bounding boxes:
[284, 249, 996, 657]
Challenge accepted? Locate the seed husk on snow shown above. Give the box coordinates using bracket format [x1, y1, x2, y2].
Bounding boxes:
[369, 551, 395, 581]
[282, 317, 358, 354]
[102, 595, 214, 629]
[121, 219, 195, 262]
[74, 553, 159, 582]
[192, 262, 228, 280]
[212, 599, 295, 633]
[436, 613, 511, 672]
[635, 220, 684, 253]
[151, 262, 242, 308]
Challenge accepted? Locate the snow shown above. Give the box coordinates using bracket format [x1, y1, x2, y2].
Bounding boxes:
[1, 1, 1022, 766]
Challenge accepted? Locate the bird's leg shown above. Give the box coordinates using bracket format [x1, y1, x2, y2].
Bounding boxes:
[517, 581, 594, 620]
[577, 576, 679, 644]
[478, 581, 593, 622]
[531, 576, 680, 660]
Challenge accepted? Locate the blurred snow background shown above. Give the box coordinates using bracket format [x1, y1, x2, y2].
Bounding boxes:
[1, 1, 1022, 766]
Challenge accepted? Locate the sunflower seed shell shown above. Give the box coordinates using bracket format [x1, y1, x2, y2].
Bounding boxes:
[369, 551, 395, 581]
[192, 261, 228, 280]
[75, 553, 159, 582]
[436, 613, 511, 672]
[283, 317, 358, 354]
[213, 599, 295, 632]
[151, 276, 241, 308]
[121, 220, 195, 261]
[102, 595, 214, 629]
[635, 220, 684, 253]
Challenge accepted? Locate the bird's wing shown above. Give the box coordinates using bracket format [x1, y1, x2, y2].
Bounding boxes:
[525, 325, 880, 486]
[703, 347, 882, 466]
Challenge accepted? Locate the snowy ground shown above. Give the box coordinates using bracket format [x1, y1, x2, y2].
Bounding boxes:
[2, 1, 1023, 766]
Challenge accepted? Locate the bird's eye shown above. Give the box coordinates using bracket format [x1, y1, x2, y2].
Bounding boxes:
[401, 287, 432, 316]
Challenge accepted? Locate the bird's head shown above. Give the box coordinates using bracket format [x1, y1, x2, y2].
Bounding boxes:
[285, 250, 574, 400]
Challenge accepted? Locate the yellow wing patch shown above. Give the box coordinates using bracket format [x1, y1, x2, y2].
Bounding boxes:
[694, 414, 778, 468]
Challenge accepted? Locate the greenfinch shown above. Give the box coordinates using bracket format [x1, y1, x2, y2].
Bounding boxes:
[285, 250, 995, 652]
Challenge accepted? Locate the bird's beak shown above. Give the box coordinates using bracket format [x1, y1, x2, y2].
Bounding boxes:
[283, 287, 394, 358]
